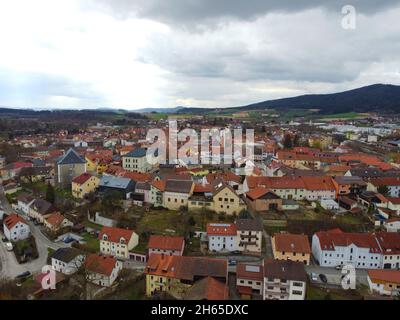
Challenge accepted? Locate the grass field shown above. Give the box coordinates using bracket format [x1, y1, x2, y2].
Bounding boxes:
[319, 112, 370, 121]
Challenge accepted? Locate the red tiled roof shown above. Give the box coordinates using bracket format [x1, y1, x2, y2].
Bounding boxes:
[4, 214, 27, 230]
[369, 177, 400, 187]
[151, 180, 166, 191]
[273, 233, 311, 254]
[368, 269, 400, 285]
[85, 254, 118, 276]
[72, 172, 94, 185]
[193, 183, 213, 193]
[236, 263, 264, 281]
[315, 229, 381, 253]
[99, 226, 135, 243]
[246, 187, 271, 200]
[148, 235, 184, 251]
[45, 213, 65, 227]
[206, 223, 237, 236]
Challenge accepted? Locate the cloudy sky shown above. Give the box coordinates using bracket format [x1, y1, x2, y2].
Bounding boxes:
[1, 0, 400, 110]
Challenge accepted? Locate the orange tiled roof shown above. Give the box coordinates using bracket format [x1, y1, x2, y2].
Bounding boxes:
[273, 233, 311, 254]
[148, 235, 185, 251]
[85, 254, 118, 276]
[4, 214, 27, 230]
[99, 226, 135, 243]
[368, 269, 400, 285]
[206, 223, 237, 236]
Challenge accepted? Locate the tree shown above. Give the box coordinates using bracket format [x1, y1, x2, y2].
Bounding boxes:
[377, 185, 389, 196]
[45, 182, 55, 204]
[282, 134, 293, 149]
[293, 134, 300, 147]
[239, 209, 252, 219]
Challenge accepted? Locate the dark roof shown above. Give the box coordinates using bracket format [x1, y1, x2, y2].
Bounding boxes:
[99, 175, 134, 190]
[51, 248, 82, 263]
[263, 259, 307, 282]
[57, 148, 86, 165]
[165, 179, 193, 194]
[124, 148, 147, 158]
[19, 166, 52, 176]
[31, 199, 56, 215]
[236, 218, 263, 232]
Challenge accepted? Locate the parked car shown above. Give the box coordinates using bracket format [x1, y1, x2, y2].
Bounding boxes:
[228, 260, 237, 266]
[311, 272, 318, 281]
[335, 265, 343, 270]
[63, 236, 75, 244]
[15, 271, 31, 281]
[319, 274, 328, 283]
[5, 242, 13, 251]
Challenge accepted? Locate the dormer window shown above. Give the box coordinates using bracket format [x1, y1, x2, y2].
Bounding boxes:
[102, 235, 108, 241]
[120, 237, 126, 245]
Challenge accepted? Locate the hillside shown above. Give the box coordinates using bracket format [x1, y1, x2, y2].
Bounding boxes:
[235, 84, 400, 114]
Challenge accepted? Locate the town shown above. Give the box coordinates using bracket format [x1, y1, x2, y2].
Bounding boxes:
[0, 108, 399, 300]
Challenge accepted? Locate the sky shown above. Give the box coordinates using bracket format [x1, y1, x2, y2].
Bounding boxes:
[0, 0, 400, 110]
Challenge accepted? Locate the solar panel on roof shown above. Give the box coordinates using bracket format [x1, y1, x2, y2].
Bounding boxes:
[245, 265, 260, 273]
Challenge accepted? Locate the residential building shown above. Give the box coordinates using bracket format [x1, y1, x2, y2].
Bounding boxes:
[16, 193, 34, 215]
[312, 229, 400, 269]
[148, 235, 185, 256]
[145, 254, 227, 297]
[44, 213, 73, 232]
[236, 218, 263, 255]
[212, 180, 245, 215]
[367, 269, 400, 296]
[183, 276, 229, 300]
[99, 226, 139, 259]
[332, 176, 367, 198]
[98, 175, 135, 199]
[28, 199, 57, 223]
[207, 223, 238, 253]
[163, 179, 194, 210]
[72, 172, 100, 199]
[122, 148, 153, 173]
[272, 233, 311, 265]
[263, 259, 307, 300]
[149, 180, 165, 207]
[384, 218, 400, 232]
[85, 254, 122, 287]
[51, 248, 85, 275]
[236, 263, 264, 298]
[3, 214, 30, 242]
[367, 177, 400, 197]
[246, 187, 283, 212]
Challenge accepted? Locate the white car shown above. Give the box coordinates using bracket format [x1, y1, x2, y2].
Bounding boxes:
[311, 272, 318, 282]
[5, 242, 13, 251]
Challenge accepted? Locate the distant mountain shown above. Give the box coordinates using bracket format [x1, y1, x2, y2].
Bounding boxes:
[234, 84, 400, 114]
[135, 106, 187, 113]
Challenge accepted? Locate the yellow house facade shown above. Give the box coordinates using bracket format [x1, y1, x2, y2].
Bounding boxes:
[71, 173, 100, 199]
[213, 184, 245, 215]
[272, 233, 311, 265]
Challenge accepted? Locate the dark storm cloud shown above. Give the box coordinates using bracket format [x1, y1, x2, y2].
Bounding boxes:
[93, 0, 400, 25]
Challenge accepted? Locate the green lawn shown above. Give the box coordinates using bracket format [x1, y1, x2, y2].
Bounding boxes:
[81, 232, 100, 252]
[307, 284, 363, 300]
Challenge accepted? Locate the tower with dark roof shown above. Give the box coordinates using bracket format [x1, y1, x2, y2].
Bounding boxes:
[56, 148, 86, 188]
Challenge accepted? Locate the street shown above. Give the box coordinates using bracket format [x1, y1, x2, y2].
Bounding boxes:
[0, 183, 66, 279]
[305, 265, 369, 287]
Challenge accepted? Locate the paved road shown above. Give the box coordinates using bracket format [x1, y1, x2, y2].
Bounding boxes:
[262, 230, 273, 259]
[305, 265, 369, 287]
[0, 183, 66, 279]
